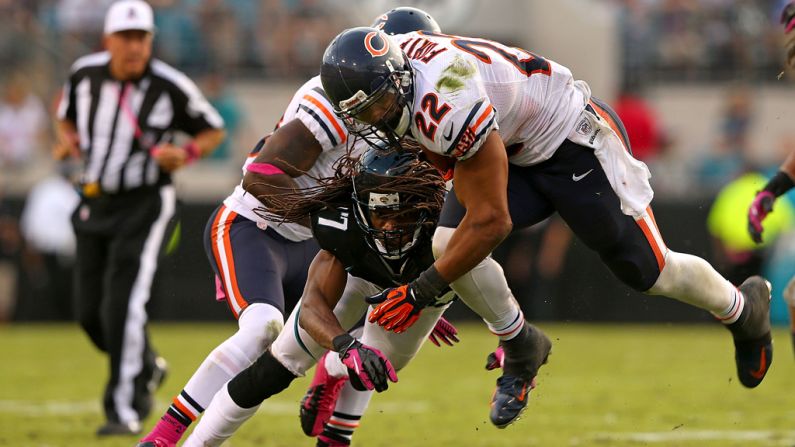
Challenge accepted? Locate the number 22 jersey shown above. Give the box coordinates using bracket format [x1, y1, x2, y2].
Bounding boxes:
[392, 31, 591, 166]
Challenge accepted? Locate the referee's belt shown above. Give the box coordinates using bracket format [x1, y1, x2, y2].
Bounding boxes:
[79, 182, 160, 199]
[81, 182, 102, 198]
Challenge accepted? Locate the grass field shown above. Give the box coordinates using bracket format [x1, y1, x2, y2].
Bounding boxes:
[1, 322, 794, 447]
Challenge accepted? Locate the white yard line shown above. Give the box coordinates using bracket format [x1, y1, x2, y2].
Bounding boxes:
[593, 430, 795, 444]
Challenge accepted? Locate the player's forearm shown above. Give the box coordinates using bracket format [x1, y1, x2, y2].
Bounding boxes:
[433, 210, 512, 283]
[53, 119, 79, 160]
[298, 296, 347, 351]
[191, 128, 226, 157]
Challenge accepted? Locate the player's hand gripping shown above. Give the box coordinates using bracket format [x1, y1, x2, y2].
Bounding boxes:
[748, 191, 775, 244]
[333, 334, 398, 392]
[428, 316, 459, 347]
[366, 266, 449, 334]
[366, 283, 431, 333]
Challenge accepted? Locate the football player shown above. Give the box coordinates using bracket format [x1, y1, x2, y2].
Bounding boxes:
[136, 8, 451, 447]
[319, 27, 774, 427]
[747, 1, 795, 356]
[183, 146, 477, 447]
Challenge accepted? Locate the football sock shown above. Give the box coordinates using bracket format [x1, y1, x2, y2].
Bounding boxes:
[647, 250, 740, 316]
[182, 384, 258, 447]
[321, 381, 372, 445]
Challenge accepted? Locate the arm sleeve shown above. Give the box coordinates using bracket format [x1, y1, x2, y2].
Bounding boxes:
[169, 74, 225, 135]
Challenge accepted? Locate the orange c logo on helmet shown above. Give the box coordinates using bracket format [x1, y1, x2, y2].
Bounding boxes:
[364, 31, 389, 57]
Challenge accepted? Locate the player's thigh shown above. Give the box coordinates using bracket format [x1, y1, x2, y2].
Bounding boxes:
[361, 303, 449, 371]
[204, 206, 287, 318]
[538, 142, 662, 290]
[272, 277, 371, 375]
[438, 163, 554, 230]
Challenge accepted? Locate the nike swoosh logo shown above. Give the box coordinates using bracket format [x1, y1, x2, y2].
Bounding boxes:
[516, 382, 528, 402]
[443, 123, 454, 141]
[572, 169, 594, 182]
[749, 348, 768, 380]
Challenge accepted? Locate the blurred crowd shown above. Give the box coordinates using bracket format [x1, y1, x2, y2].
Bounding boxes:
[1, 0, 794, 323]
[617, 0, 787, 83]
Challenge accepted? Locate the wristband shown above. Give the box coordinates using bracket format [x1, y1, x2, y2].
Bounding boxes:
[247, 162, 286, 176]
[412, 265, 449, 302]
[332, 333, 357, 355]
[183, 141, 201, 163]
[763, 171, 795, 197]
[782, 2, 795, 32]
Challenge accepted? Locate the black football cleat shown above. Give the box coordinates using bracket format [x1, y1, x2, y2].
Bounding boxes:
[489, 375, 537, 428]
[488, 323, 551, 428]
[726, 276, 773, 388]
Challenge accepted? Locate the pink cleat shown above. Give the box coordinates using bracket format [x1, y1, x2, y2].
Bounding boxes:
[299, 352, 349, 437]
[136, 413, 186, 447]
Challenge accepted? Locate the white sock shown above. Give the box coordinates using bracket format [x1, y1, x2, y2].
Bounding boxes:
[713, 288, 745, 324]
[181, 303, 283, 412]
[432, 227, 523, 338]
[647, 250, 739, 316]
[183, 384, 259, 447]
[323, 380, 373, 443]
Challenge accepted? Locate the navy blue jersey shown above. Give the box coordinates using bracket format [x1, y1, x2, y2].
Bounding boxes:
[310, 205, 437, 290]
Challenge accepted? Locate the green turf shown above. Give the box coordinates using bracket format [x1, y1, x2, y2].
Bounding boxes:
[1, 322, 793, 446]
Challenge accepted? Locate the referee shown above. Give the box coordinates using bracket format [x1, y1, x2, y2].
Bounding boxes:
[53, 0, 225, 436]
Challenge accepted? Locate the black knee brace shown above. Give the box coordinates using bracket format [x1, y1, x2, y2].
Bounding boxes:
[227, 350, 297, 409]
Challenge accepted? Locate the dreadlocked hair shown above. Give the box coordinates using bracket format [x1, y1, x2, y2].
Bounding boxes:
[253, 137, 446, 226]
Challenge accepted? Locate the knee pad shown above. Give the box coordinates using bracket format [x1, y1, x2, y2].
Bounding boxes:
[227, 350, 296, 409]
[432, 226, 455, 260]
[237, 303, 284, 357]
[209, 303, 284, 374]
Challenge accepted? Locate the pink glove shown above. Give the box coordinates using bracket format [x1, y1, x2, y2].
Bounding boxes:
[782, 2, 795, 33]
[428, 316, 460, 347]
[748, 191, 775, 244]
[333, 334, 398, 392]
[485, 345, 505, 371]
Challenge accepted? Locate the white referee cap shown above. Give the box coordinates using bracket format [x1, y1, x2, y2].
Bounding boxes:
[104, 0, 155, 35]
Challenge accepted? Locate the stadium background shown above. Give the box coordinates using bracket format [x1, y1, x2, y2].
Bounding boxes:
[2, 1, 795, 445]
[2, 0, 795, 324]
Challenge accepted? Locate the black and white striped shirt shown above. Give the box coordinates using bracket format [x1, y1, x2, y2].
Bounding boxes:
[57, 52, 224, 194]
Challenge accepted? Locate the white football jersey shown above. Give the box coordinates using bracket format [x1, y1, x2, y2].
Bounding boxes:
[393, 31, 591, 165]
[224, 76, 364, 242]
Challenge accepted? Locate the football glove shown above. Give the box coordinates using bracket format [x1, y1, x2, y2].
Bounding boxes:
[485, 345, 505, 371]
[366, 283, 430, 333]
[332, 334, 397, 392]
[428, 316, 460, 347]
[747, 190, 775, 244]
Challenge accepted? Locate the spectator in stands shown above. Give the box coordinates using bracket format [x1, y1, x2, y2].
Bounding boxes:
[200, 72, 241, 162]
[613, 82, 662, 162]
[695, 87, 755, 195]
[0, 71, 49, 168]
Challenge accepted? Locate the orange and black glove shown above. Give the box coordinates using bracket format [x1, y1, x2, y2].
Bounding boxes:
[366, 266, 448, 333]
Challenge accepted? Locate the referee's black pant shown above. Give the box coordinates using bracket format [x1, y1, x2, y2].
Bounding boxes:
[71, 185, 176, 425]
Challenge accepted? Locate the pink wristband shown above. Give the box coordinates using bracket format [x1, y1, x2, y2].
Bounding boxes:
[247, 162, 286, 176]
[184, 141, 201, 163]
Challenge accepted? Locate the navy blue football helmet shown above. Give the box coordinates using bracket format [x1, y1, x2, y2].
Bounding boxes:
[320, 27, 414, 149]
[352, 146, 437, 260]
[371, 7, 441, 36]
